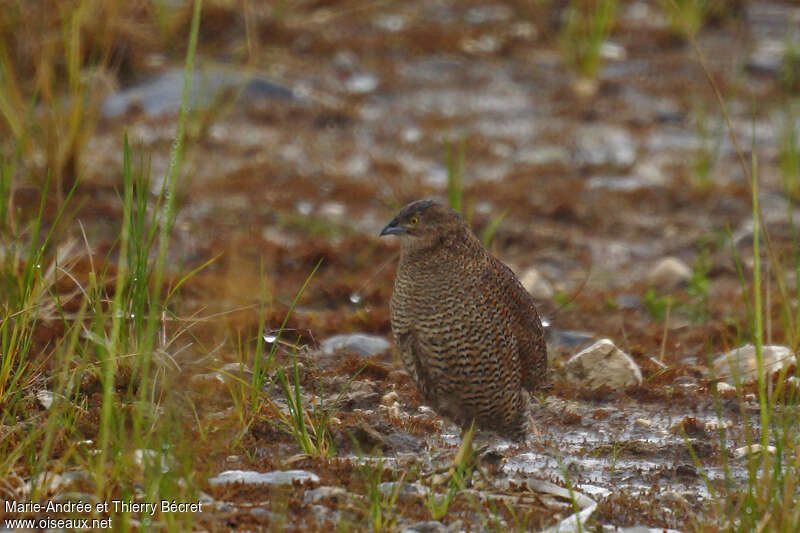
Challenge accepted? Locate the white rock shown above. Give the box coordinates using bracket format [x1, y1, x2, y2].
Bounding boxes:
[565, 339, 643, 390]
[303, 486, 348, 503]
[577, 484, 612, 498]
[647, 256, 692, 289]
[381, 391, 399, 405]
[520, 267, 554, 299]
[208, 470, 319, 487]
[704, 419, 733, 432]
[716, 382, 736, 396]
[713, 344, 796, 384]
[733, 444, 776, 459]
[36, 390, 54, 410]
[321, 334, 391, 357]
[600, 41, 626, 61]
[345, 73, 379, 94]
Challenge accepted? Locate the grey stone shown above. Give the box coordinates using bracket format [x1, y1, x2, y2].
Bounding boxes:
[566, 339, 643, 390]
[379, 481, 428, 501]
[321, 334, 391, 357]
[712, 344, 796, 384]
[251, 508, 278, 520]
[574, 125, 637, 169]
[208, 469, 319, 487]
[383, 431, 425, 453]
[102, 67, 293, 118]
[311, 504, 340, 524]
[303, 486, 349, 503]
[402, 521, 449, 533]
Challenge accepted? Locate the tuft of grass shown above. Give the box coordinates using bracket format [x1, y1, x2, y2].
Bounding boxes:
[0, 1, 113, 198]
[445, 135, 465, 214]
[480, 209, 509, 248]
[685, 31, 800, 531]
[778, 101, 799, 199]
[361, 459, 405, 532]
[559, 0, 617, 84]
[643, 287, 670, 321]
[553, 290, 575, 310]
[443, 137, 508, 247]
[780, 32, 800, 91]
[425, 423, 476, 520]
[271, 340, 336, 457]
[252, 260, 363, 457]
[2, 2, 206, 528]
[686, 247, 711, 323]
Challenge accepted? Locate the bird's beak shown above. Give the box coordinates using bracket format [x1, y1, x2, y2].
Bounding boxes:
[380, 217, 406, 237]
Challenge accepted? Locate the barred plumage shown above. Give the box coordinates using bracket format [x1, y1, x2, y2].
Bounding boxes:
[380, 200, 547, 441]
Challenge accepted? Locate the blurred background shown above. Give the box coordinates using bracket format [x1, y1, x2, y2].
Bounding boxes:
[2, 0, 799, 344]
[2, 0, 800, 530]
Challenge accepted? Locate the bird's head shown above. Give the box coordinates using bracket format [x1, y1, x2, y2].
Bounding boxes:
[380, 200, 466, 252]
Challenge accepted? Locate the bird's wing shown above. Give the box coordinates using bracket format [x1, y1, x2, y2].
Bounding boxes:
[483, 256, 548, 394]
[395, 328, 435, 400]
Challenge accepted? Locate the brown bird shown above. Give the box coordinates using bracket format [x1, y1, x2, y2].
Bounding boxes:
[380, 200, 547, 441]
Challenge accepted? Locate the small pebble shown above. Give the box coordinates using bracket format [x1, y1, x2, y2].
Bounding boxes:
[716, 382, 736, 396]
[36, 390, 55, 410]
[381, 391, 399, 405]
[704, 419, 733, 432]
[635, 418, 652, 429]
[733, 444, 776, 459]
[431, 474, 448, 487]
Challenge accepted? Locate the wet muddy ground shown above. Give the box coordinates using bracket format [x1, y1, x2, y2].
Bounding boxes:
[8, 0, 800, 530]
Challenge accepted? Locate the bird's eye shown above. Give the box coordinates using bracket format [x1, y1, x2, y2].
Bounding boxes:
[409, 216, 419, 225]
